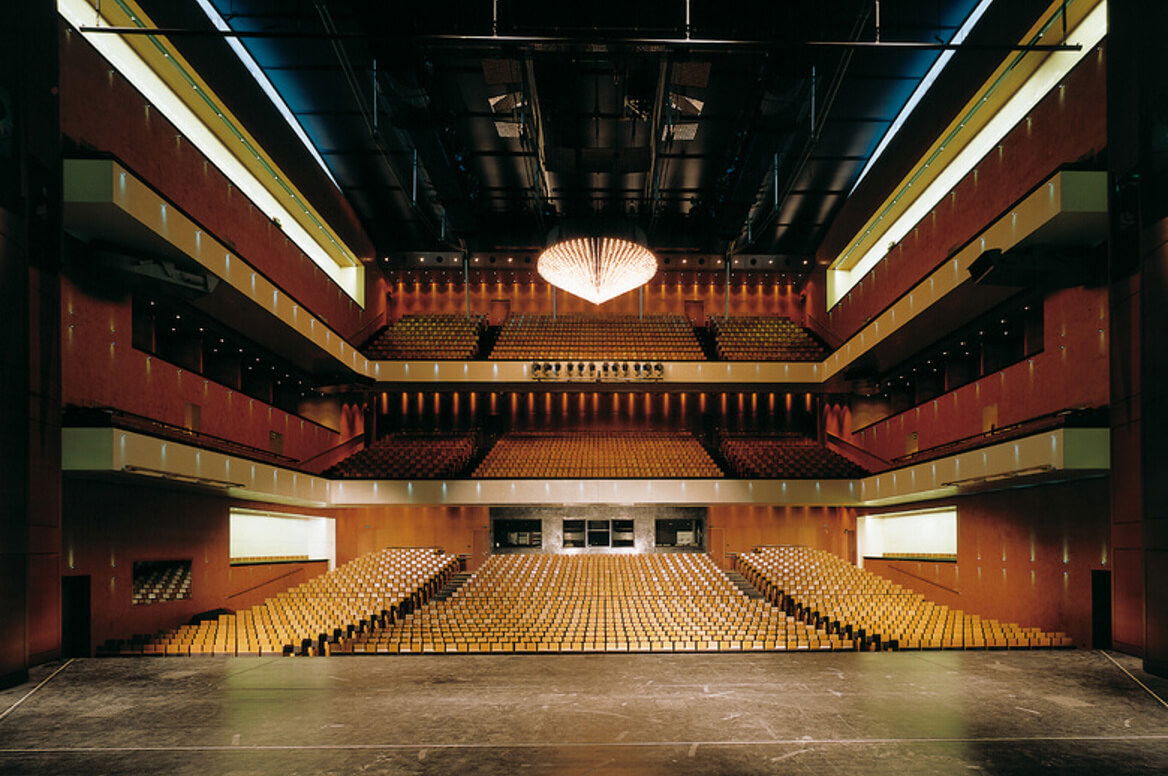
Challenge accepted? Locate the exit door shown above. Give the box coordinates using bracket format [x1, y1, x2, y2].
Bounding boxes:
[61, 575, 91, 658]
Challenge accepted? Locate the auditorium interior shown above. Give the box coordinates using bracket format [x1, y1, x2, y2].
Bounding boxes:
[2, 0, 1167, 773]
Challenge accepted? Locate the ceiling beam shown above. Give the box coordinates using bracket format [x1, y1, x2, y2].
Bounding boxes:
[520, 56, 555, 230]
[642, 57, 670, 219]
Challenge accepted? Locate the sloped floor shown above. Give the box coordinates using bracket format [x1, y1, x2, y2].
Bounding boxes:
[0, 650, 1165, 775]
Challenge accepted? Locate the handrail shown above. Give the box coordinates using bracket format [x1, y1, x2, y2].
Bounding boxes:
[351, 307, 389, 348]
[64, 405, 300, 467]
[298, 433, 366, 474]
[226, 565, 316, 599]
[877, 564, 961, 595]
[888, 407, 1105, 466]
[802, 311, 843, 349]
[824, 433, 890, 473]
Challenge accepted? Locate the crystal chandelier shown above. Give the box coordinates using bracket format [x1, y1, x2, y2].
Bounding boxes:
[537, 231, 657, 305]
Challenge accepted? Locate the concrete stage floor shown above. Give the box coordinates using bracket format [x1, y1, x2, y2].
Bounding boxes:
[0, 651, 1166, 775]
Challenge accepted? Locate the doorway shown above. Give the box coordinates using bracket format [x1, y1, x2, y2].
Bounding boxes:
[1092, 569, 1112, 649]
[61, 575, 91, 658]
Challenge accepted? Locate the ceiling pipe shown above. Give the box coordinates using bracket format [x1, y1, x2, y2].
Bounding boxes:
[77, 27, 1083, 53]
[311, 2, 462, 252]
[732, 5, 869, 256]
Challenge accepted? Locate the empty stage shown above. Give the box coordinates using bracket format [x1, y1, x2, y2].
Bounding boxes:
[1, 651, 1166, 775]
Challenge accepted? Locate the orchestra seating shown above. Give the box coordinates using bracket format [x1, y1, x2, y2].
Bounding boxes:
[709, 316, 827, 361]
[325, 433, 476, 479]
[720, 435, 869, 478]
[342, 553, 848, 653]
[362, 314, 486, 360]
[737, 546, 1074, 650]
[489, 314, 705, 360]
[473, 431, 723, 478]
[100, 548, 458, 656]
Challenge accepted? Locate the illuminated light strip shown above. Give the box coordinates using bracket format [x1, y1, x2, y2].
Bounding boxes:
[58, 0, 364, 304]
[850, 0, 995, 193]
[193, 0, 339, 189]
[107, 0, 353, 266]
[828, 0, 1106, 308]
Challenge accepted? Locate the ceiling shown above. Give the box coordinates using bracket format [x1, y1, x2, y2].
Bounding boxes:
[135, 0, 1053, 268]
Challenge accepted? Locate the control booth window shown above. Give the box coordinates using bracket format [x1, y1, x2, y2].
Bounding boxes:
[612, 519, 635, 548]
[494, 519, 543, 549]
[563, 519, 586, 548]
[656, 518, 703, 548]
[562, 518, 635, 549]
[587, 520, 611, 547]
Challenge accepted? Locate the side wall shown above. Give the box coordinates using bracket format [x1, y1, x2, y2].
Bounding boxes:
[860, 478, 1109, 647]
[59, 25, 384, 341]
[711, 505, 856, 568]
[62, 479, 333, 650]
[61, 276, 342, 461]
[844, 285, 1110, 460]
[817, 45, 1107, 343]
[336, 506, 490, 569]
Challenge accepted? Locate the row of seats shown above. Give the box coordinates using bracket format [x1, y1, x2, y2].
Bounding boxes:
[708, 316, 827, 361]
[737, 546, 1074, 650]
[230, 555, 311, 565]
[359, 313, 834, 362]
[340, 553, 846, 653]
[131, 563, 191, 606]
[490, 315, 705, 360]
[473, 431, 723, 478]
[322, 433, 873, 481]
[100, 548, 458, 656]
[363, 314, 486, 360]
[325, 433, 476, 479]
[719, 436, 869, 478]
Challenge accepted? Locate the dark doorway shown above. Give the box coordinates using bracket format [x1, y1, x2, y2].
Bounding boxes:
[1092, 569, 1112, 649]
[61, 575, 91, 658]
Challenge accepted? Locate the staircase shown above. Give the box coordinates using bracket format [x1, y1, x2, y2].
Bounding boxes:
[479, 325, 502, 358]
[431, 572, 473, 602]
[724, 569, 765, 600]
[694, 325, 721, 361]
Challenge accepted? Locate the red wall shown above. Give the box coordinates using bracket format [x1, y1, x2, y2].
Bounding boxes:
[711, 505, 856, 568]
[336, 506, 489, 567]
[62, 479, 335, 650]
[860, 478, 1109, 647]
[386, 270, 805, 322]
[846, 285, 1109, 460]
[820, 46, 1107, 342]
[59, 26, 383, 342]
[61, 277, 341, 462]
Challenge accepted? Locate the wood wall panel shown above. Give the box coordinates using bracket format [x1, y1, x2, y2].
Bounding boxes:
[61, 277, 341, 462]
[62, 479, 333, 650]
[819, 46, 1107, 342]
[58, 26, 380, 341]
[336, 506, 490, 568]
[861, 478, 1109, 647]
[710, 505, 856, 566]
[387, 273, 805, 322]
[846, 285, 1110, 460]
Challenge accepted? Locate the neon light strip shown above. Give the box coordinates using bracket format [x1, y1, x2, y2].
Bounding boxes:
[828, 0, 1106, 308]
[193, 0, 340, 189]
[850, 0, 995, 193]
[59, 0, 363, 304]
